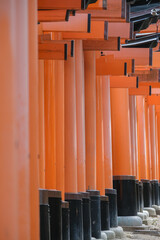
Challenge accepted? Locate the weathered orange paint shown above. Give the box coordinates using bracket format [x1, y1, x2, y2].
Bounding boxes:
[145, 100, 151, 180]
[102, 76, 113, 189]
[149, 105, 158, 180]
[156, 112, 160, 182]
[55, 60, 65, 199]
[84, 51, 96, 190]
[111, 88, 132, 176]
[38, 60, 45, 188]
[155, 114, 159, 181]
[137, 96, 148, 180]
[64, 54, 77, 193]
[129, 96, 139, 179]
[28, 0, 40, 238]
[44, 60, 56, 189]
[75, 40, 86, 192]
[0, 2, 27, 238]
[96, 76, 105, 195]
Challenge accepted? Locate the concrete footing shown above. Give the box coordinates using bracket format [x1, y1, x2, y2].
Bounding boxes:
[137, 212, 147, 220]
[118, 216, 142, 227]
[152, 205, 160, 215]
[101, 232, 108, 240]
[110, 226, 124, 239]
[143, 207, 156, 217]
[143, 210, 149, 218]
[102, 230, 115, 239]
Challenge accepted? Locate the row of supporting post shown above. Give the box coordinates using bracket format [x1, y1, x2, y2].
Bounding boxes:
[2, 1, 160, 239]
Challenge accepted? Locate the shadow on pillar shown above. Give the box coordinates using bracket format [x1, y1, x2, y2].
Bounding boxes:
[105, 189, 118, 228]
[136, 180, 140, 212]
[79, 192, 92, 240]
[62, 201, 70, 240]
[139, 181, 144, 212]
[113, 176, 137, 216]
[39, 189, 50, 240]
[87, 190, 101, 239]
[101, 196, 110, 231]
[141, 179, 152, 207]
[48, 190, 62, 240]
[65, 193, 83, 240]
[151, 180, 159, 206]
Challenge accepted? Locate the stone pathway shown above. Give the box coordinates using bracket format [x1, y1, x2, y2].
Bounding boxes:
[116, 216, 160, 240]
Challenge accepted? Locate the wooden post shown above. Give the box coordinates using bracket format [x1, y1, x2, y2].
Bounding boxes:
[55, 60, 65, 199]
[96, 76, 105, 195]
[84, 51, 96, 190]
[44, 60, 56, 189]
[64, 54, 77, 193]
[102, 76, 113, 189]
[145, 100, 152, 181]
[156, 112, 160, 182]
[137, 96, 148, 180]
[28, 0, 39, 238]
[129, 96, 139, 180]
[111, 88, 137, 217]
[38, 60, 45, 188]
[149, 105, 157, 180]
[111, 88, 132, 176]
[75, 40, 86, 192]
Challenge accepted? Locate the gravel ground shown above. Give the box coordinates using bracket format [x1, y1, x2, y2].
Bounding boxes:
[116, 216, 160, 240]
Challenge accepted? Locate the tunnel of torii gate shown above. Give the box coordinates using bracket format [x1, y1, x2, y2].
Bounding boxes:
[2, 0, 160, 240]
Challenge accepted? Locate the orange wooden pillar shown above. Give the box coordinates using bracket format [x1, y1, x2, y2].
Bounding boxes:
[102, 76, 113, 189]
[75, 40, 86, 192]
[149, 105, 157, 180]
[111, 88, 138, 216]
[155, 114, 159, 182]
[65, 48, 84, 240]
[111, 89, 132, 176]
[84, 51, 96, 190]
[16, 2, 30, 239]
[96, 76, 105, 195]
[149, 105, 159, 205]
[44, 60, 56, 189]
[28, 0, 39, 238]
[55, 60, 65, 199]
[64, 55, 77, 193]
[102, 76, 118, 228]
[136, 96, 148, 180]
[145, 101, 152, 181]
[38, 60, 45, 188]
[129, 96, 139, 179]
[156, 111, 160, 183]
[85, 52, 102, 239]
[0, 1, 32, 238]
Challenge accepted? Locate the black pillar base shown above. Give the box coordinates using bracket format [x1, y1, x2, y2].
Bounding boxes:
[101, 196, 110, 231]
[62, 201, 70, 240]
[151, 180, 159, 206]
[39, 189, 50, 240]
[48, 190, 62, 240]
[136, 180, 140, 212]
[141, 179, 152, 207]
[159, 183, 160, 205]
[139, 181, 144, 212]
[65, 193, 83, 240]
[87, 190, 101, 239]
[105, 189, 118, 228]
[113, 176, 137, 216]
[79, 192, 91, 240]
